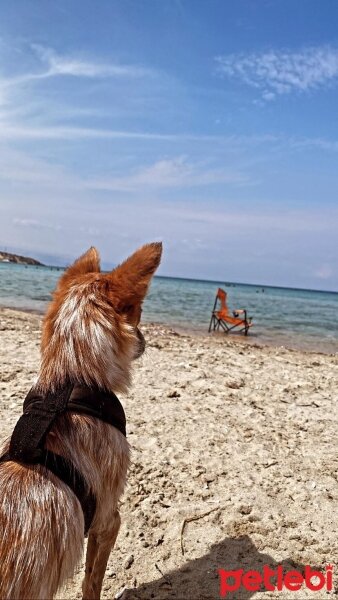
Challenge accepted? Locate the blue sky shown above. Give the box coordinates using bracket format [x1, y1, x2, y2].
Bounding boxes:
[0, 0, 337, 290]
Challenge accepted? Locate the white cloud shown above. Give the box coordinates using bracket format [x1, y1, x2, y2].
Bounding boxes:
[157, 203, 338, 234]
[31, 44, 152, 79]
[13, 218, 40, 227]
[0, 123, 280, 145]
[0, 124, 175, 141]
[215, 46, 338, 98]
[87, 156, 248, 191]
[0, 45, 154, 110]
[13, 218, 63, 231]
[262, 91, 275, 102]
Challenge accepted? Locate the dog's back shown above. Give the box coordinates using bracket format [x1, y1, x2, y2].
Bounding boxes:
[0, 243, 162, 600]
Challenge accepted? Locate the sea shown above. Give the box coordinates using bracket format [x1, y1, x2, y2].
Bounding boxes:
[0, 262, 337, 354]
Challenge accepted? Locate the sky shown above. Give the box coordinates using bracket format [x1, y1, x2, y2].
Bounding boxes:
[0, 0, 337, 290]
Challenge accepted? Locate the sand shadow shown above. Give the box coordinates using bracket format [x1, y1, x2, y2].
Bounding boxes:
[125, 535, 304, 600]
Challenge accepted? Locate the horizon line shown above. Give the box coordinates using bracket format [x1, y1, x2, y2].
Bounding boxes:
[1, 257, 336, 295]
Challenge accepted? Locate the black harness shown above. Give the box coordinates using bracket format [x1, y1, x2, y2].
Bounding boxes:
[0, 383, 126, 534]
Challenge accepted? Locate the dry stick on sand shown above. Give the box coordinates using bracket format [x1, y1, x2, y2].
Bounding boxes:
[180, 506, 221, 555]
[155, 562, 172, 588]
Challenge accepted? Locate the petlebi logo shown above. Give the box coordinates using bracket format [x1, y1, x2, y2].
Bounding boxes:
[218, 565, 333, 596]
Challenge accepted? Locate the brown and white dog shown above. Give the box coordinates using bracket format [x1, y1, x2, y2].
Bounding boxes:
[0, 242, 162, 600]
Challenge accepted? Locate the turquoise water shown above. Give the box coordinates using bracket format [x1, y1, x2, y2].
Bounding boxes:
[0, 262, 337, 354]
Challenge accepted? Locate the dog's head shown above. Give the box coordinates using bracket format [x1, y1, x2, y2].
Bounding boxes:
[39, 242, 162, 393]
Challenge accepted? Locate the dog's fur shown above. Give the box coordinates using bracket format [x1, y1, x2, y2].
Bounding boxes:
[0, 242, 162, 600]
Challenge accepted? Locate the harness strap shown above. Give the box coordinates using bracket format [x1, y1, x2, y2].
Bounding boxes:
[9, 383, 74, 463]
[0, 383, 126, 535]
[67, 386, 126, 436]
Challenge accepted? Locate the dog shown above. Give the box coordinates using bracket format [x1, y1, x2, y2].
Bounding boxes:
[0, 242, 162, 600]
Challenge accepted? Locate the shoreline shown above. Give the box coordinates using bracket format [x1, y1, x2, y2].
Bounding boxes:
[145, 318, 337, 356]
[1, 303, 336, 357]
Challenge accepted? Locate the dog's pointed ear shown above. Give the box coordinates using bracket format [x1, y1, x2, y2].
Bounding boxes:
[108, 242, 162, 314]
[59, 247, 100, 287]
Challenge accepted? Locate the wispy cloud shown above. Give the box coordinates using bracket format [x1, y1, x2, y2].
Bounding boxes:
[0, 123, 277, 144]
[2, 122, 338, 157]
[215, 45, 338, 99]
[0, 124, 167, 141]
[31, 44, 153, 79]
[0, 44, 153, 107]
[87, 156, 249, 191]
[13, 218, 63, 231]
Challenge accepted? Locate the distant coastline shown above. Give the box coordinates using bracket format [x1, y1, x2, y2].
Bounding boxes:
[0, 251, 44, 266]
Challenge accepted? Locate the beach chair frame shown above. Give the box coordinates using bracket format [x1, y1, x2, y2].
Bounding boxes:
[208, 288, 252, 336]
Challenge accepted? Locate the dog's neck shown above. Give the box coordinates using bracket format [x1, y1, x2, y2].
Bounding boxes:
[24, 382, 127, 437]
[37, 325, 135, 392]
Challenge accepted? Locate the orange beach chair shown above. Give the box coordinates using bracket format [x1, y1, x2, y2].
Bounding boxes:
[208, 288, 253, 335]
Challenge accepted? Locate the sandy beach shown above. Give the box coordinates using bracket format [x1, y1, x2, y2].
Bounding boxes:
[0, 307, 337, 599]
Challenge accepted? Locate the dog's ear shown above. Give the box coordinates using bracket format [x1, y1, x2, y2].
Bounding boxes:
[107, 242, 162, 316]
[58, 247, 100, 288]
